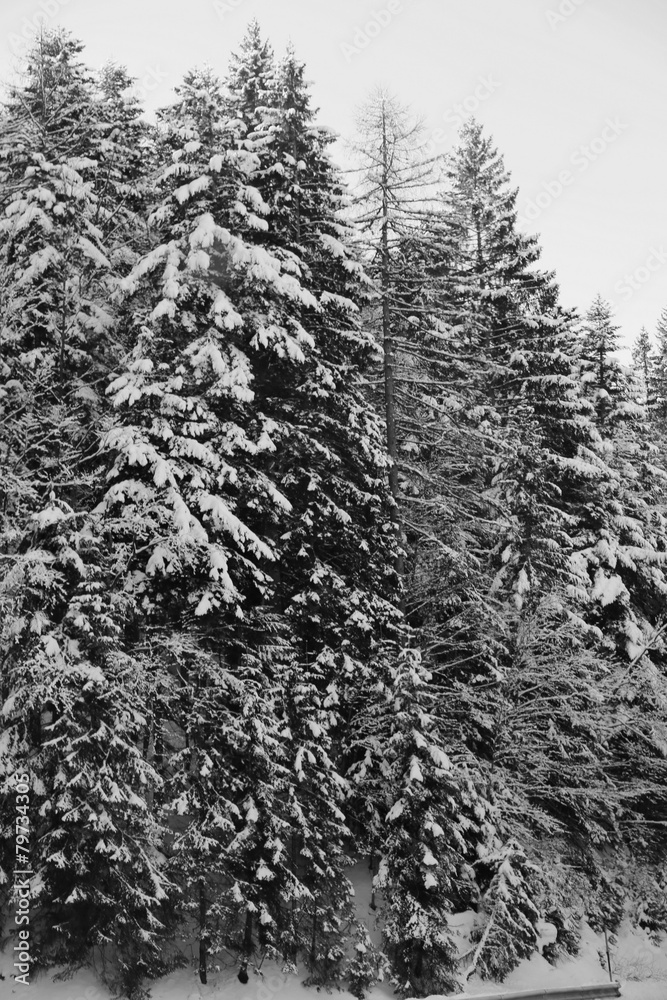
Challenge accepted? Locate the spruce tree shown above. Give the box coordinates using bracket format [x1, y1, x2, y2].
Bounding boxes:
[569, 298, 667, 897]
[431, 120, 601, 608]
[407, 121, 667, 955]
[102, 64, 308, 978]
[5, 26, 666, 998]
[650, 305, 667, 421]
[632, 325, 653, 404]
[466, 839, 542, 982]
[580, 293, 626, 427]
[413, 122, 604, 803]
[106, 57, 404, 986]
[224, 19, 277, 132]
[373, 647, 484, 997]
[0, 31, 181, 994]
[574, 296, 665, 654]
[223, 38, 412, 981]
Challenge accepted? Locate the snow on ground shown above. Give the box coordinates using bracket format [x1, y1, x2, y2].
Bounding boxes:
[1, 869, 666, 1000]
[1, 921, 666, 1000]
[452, 915, 667, 1000]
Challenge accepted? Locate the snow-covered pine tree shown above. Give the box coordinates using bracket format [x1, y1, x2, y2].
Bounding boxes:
[0, 31, 182, 994]
[0, 28, 107, 523]
[573, 296, 665, 653]
[345, 115, 513, 864]
[466, 838, 542, 982]
[632, 325, 653, 405]
[94, 61, 157, 262]
[347, 107, 573, 990]
[265, 42, 311, 247]
[96, 64, 304, 978]
[569, 297, 667, 897]
[346, 919, 389, 1000]
[162, 627, 295, 984]
[222, 37, 410, 983]
[644, 308, 667, 518]
[580, 294, 627, 428]
[0, 523, 182, 994]
[372, 646, 481, 997]
[402, 121, 667, 957]
[406, 122, 605, 835]
[224, 18, 277, 134]
[467, 595, 626, 935]
[431, 120, 601, 609]
[102, 59, 404, 987]
[449, 135, 667, 938]
[649, 305, 667, 421]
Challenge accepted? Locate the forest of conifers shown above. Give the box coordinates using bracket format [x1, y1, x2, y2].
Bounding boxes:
[0, 21, 666, 1000]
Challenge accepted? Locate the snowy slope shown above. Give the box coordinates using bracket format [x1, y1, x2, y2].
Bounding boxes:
[460, 917, 667, 999]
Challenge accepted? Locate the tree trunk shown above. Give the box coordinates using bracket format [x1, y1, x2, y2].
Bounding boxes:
[199, 883, 208, 984]
[380, 98, 404, 581]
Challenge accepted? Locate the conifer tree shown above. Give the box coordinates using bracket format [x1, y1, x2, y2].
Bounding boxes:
[632, 325, 653, 403]
[101, 64, 312, 978]
[431, 120, 602, 608]
[5, 26, 667, 999]
[407, 122, 667, 945]
[466, 839, 542, 981]
[0, 31, 181, 993]
[413, 122, 603, 806]
[574, 296, 665, 651]
[94, 61, 157, 261]
[224, 19, 277, 132]
[650, 305, 667, 420]
[645, 308, 667, 489]
[580, 293, 627, 427]
[372, 647, 479, 997]
[223, 40, 410, 979]
[105, 58, 404, 985]
[349, 89, 438, 576]
[568, 297, 667, 884]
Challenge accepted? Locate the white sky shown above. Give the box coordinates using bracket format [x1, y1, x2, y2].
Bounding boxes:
[1, 0, 665, 351]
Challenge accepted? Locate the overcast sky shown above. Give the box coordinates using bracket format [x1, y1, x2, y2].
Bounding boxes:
[1, 0, 665, 352]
